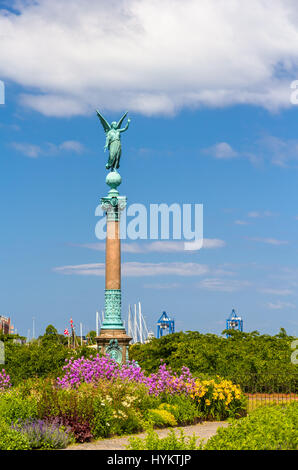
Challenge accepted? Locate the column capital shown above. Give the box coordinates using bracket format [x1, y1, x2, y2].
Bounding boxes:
[101, 195, 127, 222]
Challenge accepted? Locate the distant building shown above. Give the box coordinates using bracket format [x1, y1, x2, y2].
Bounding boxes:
[157, 311, 175, 339]
[226, 309, 243, 337]
[13, 338, 26, 345]
[0, 316, 13, 335]
[145, 331, 155, 343]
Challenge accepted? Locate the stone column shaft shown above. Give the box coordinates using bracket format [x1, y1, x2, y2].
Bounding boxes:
[96, 171, 131, 363]
[105, 220, 121, 290]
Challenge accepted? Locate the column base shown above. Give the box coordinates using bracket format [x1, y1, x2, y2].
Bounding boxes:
[95, 329, 132, 364]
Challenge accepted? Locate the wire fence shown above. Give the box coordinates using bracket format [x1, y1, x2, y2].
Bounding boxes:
[245, 392, 298, 412]
[240, 377, 298, 412]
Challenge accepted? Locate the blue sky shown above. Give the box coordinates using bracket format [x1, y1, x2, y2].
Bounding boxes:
[0, 0, 298, 338]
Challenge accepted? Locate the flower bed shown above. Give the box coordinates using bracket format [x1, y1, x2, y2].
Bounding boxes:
[0, 355, 247, 449]
[57, 355, 194, 396]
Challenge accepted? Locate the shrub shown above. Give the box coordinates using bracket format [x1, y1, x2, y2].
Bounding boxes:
[0, 389, 38, 424]
[129, 330, 298, 393]
[49, 415, 92, 443]
[37, 381, 95, 442]
[190, 378, 247, 420]
[99, 381, 146, 436]
[127, 428, 200, 450]
[147, 408, 177, 427]
[121, 410, 145, 435]
[110, 408, 145, 436]
[3, 341, 70, 385]
[162, 395, 201, 425]
[90, 396, 113, 439]
[36, 379, 146, 441]
[0, 359, 251, 446]
[56, 356, 246, 420]
[2, 340, 93, 385]
[130, 383, 162, 415]
[205, 402, 298, 450]
[57, 355, 196, 397]
[0, 420, 30, 450]
[12, 419, 73, 449]
[56, 355, 144, 388]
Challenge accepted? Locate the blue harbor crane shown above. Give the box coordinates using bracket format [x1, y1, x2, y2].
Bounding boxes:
[157, 311, 175, 339]
[226, 309, 243, 337]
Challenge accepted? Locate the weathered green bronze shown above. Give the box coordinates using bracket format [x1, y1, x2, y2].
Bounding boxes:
[101, 290, 124, 330]
[96, 110, 130, 171]
[96, 110, 132, 363]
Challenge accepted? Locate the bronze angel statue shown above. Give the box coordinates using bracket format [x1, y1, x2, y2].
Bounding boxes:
[96, 110, 130, 171]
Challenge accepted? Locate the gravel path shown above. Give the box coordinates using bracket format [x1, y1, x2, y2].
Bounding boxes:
[66, 421, 229, 450]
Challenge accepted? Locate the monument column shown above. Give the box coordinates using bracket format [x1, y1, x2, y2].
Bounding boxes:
[96, 171, 132, 363]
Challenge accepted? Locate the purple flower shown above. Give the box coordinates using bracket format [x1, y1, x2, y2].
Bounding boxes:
[12, 419, 72, 449]
[56, 355, 196, 397]
[0, 369, 11, 392]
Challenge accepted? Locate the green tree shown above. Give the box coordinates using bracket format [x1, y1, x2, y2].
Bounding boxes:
[44, 325, 58, 336]
[39, 325, 67, 346]
[2, 341, 94, 385]
[129, 330, 298, 392]
[86, 330, 96, 344]
[276, 327, 288, 338]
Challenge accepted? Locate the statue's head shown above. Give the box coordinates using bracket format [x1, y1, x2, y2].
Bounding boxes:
[111, 121, 117, 129]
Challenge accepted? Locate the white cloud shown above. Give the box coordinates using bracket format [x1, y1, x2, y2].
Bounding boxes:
[54, 263, 105, 276]
[73, 239, 225, 253]
[202, 142, 260, 164]
[126, 261, 209, 277]
[11, 142, 42, 158]
[234, 220, 249, 226]
[259, 288, 293, 296]
[247, 211, 277, 218]
[258, 136, 298, 167]
[1, 0, 298, 116]
[143, 282, 181, 289]
[197, 278, 250, 292]
[204, 137, 298, 168]
[202, 136, 298, 168]
[267, 301, 296, 310]
[54, 261, 210, 277]
[202, 142, 238, 159]
[59, 141, 85, 153]
[11, 140, 85, 157]
[248, 237, 288, 246]
[269, 267, 298, 288]
[202, 239, 226, 249]
[248, 212, 263, 218]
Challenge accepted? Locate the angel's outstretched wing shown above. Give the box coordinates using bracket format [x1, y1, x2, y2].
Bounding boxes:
[116, 112, 128, 129]
[96, 110, 111, 133]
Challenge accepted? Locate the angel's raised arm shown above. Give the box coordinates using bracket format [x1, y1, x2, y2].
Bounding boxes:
[120, 118, 130, 133]
[116, 112, 128, 129]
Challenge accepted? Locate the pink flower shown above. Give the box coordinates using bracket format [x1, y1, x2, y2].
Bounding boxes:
[0, 369, 11, 392]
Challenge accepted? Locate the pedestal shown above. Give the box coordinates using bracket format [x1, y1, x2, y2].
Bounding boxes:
[96, 171, 132, 363]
